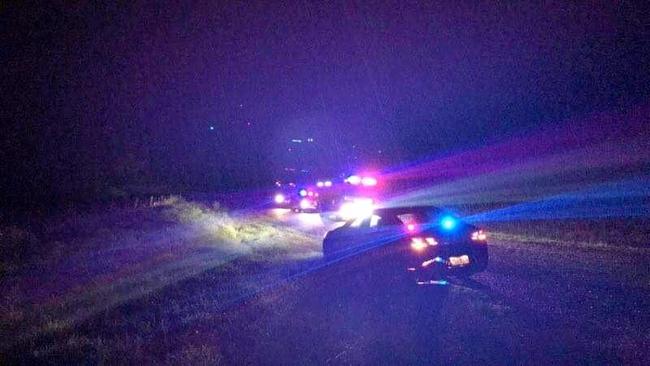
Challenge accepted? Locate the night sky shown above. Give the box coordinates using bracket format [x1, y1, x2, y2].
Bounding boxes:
[2, 1, 649, 208]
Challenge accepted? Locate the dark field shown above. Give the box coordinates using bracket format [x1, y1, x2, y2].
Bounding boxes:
[1, 198, 649, 364]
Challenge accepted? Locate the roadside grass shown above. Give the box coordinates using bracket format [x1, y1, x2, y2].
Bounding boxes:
[1, 197, 647, 364]
[483, 218, 650, 251]
[0, 197, 320, 364]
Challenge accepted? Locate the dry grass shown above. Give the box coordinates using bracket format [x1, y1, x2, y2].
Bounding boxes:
[1, 197, 647, 364]
[0, 197, 321, 364]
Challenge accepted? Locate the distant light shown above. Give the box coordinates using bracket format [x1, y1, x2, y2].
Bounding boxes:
[307, 137, 314, 142]
[274, 194, 285, 204]
[316, 181, 324, 187]
[307, 191, 314, 197]
[361, 177, 377, 186]
[406, 224, 416, 232]
[209, 126, 215, 130]
[299, 189, 307, 197]
[300, 199, 313, 210]
[324, 180, 332, 187]
[291, 139, 303, 143]
[440, 216, 457, 230]
[346, 175, 361, 185]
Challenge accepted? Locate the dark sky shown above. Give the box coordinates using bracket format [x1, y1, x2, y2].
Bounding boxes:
[2, 1, 649, 205]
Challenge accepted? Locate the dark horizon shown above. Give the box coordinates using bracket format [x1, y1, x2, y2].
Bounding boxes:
[2, 1, 649, 211]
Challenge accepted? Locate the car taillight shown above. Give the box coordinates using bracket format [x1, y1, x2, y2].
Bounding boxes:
[471, 230, 487, 242]
[410, 237, 438, 251]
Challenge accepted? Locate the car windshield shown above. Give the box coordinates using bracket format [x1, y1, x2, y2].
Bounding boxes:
[343, 207, 445, 229]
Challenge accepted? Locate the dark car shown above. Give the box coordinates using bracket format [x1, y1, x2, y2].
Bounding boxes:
[322, 206, 488, 283]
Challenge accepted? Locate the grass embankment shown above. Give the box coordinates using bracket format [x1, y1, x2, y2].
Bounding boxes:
[0, 197, 320, 364]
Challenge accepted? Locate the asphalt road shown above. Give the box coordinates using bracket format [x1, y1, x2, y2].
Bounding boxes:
[210, 210, 650, 364]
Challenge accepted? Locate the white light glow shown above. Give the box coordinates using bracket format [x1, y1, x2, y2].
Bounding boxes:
[300, 199, 313, 210]
[346, 175, 361, 185]
[338, 199, 374, 221]
[361, 177, 377, 186]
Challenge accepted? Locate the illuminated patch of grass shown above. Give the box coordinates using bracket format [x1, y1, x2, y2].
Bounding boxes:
[1, 196, 324, 363]
[161, 197, 319, 257]
[484, 218, 650, 252]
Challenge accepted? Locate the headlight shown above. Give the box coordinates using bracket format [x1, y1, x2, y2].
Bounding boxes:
[338, 198, 373, 220]
[346, 175, 361, 185]
[274, 194, 285, 204]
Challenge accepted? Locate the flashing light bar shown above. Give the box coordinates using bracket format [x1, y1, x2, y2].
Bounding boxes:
[440, 216, 457, 230]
